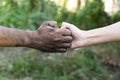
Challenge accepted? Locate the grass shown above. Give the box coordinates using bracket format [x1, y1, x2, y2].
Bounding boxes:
[0, 48, 110, 80]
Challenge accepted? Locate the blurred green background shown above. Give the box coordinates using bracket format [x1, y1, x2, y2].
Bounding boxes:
[0, 0, 120, 80]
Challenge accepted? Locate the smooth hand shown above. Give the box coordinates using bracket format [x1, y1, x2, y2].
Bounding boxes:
[61, 22, 86, 49]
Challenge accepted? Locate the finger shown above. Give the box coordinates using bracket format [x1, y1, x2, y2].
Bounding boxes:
[43, 48, 67, 53]
[61, 22, 77, 31]
[59, 29, 72, 36]
[61, 22, 68, 29]
[39, 21, 58, 29]
[61, 36, 73, 43]
[55, 48, 67, 53]
[61, 22, 74, 30]
[56, 43, 71, 48]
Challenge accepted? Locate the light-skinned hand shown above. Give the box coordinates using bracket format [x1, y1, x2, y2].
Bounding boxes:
[61, 22, 86, 49]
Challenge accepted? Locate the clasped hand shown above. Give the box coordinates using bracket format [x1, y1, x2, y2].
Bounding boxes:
[26, 21, 85, 52]
[31, 21, 120, 52]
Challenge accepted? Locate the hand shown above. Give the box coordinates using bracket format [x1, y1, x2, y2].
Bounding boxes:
[61, 22, 86, 49]
[25, 21, 73, 52]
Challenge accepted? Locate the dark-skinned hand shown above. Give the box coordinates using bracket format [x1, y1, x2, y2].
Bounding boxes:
[25, 21, 73, 52]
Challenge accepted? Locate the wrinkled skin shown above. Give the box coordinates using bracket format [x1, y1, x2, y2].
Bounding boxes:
[26, 21, 73, 52]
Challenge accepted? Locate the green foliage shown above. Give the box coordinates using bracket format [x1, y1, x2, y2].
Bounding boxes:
[76, 0, 112, 29]
[1, 0, 120, 79]
[0, 76, 9, 80]
[55, 0, 113, 30]
[112, 10, 120, 23]
[0, 0, 113, 30]
[1, 49, 109, 80]
[0, 0, 58, 30]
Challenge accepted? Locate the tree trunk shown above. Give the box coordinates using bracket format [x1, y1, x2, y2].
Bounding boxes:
[77, 0, 81, 10]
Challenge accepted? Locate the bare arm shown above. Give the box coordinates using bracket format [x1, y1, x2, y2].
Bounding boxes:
[0, 26, 29, 46]
[61, 22, 120, 49]
[0, 21, 73, 52]
[84, 22, 120, 46]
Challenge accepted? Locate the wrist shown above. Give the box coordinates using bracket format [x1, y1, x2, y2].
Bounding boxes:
[75, 30, 88, 47]
[82, 29, 104, 46]
[81, 30, 96, 46]
[11, 29, 33, 47]
[23, 30, 44, 50]
[81, 30, 88, 47]
[22, 30, 35, 47]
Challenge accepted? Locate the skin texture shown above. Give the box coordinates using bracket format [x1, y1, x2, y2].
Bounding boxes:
[0, 21, 73, 52]
[61, 22, 86, 48]
[61, 21, 120, 49]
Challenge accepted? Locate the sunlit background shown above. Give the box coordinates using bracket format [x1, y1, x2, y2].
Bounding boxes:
[52, 0, 119, 15]
[0, 0, 120, 80]
[1, 0, 120, 15]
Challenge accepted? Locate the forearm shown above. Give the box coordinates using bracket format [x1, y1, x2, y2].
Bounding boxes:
[83, 21, 120, 46]
[0, 26, 30, 47]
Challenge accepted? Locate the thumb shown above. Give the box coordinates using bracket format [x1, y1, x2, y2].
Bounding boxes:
[61, 22, 69, 29]
[61, 22, 76, 30]
[39, 21, 58, 29]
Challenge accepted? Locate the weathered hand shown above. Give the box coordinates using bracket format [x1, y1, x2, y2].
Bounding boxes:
[61, 22, 86, 49]
[25, 21, 73, 52]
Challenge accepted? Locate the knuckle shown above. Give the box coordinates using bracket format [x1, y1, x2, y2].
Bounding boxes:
[55, 29, 61, 34]
[69, 36, 73, 40]
[40, 21, 58, 29]
[45, 21, 57, 27]
[62, 29, 68, 32]
[54, 37, 61, 41]
[67, 36, 73, 40]
[61, 29, 71, 36]
[65, 43, 71, 47]
[41, 21, 55, 26]
[48, 28, 55, 32]
[55, 31, 59, 34]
